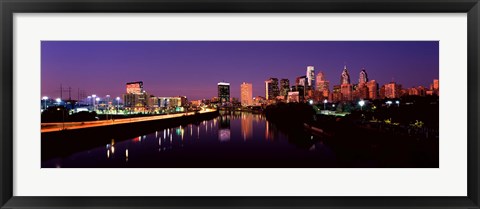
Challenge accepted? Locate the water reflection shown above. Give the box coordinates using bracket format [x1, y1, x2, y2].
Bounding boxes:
[42, 111, 337, 168]
[241, 114, 253, 141]
[218, 114, 231, 142]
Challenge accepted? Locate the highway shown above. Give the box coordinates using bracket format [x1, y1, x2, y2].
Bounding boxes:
[41, 109, 216, 133]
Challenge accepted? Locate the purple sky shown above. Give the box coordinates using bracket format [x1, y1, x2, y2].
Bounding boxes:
[41, 41, 438, 101]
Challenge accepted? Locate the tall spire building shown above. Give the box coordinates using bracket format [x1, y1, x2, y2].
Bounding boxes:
[340, 65, 351, 85]
[340, 65, 353, 101]
[359, 68, 368, 84]
[355, 68, 369, 100]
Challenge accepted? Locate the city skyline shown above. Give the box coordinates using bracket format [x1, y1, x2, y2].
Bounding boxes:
[42, 41, 439, 100]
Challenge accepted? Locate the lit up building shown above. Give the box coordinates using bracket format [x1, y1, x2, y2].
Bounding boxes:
[218, 82, 230, 104]
[306, 66, 315, 90]
[265, 78, 279, 100]
[240, 82, 253, 106]
[291, 85, 305, 101]
[341, 65, 351, 85]
[123, 81, 148, 111]
[359, 68, 368, 84]
[432, 79, 439, 96]
[340, 65, 353, 101]
[315, 71, 330, 99]
[148, 96, 187, 109]
[126, 81, 143, 94]
[287, 91, 300, 103]
[384, 82, 401, 99]
[367, 80, 379, 100]
[280, 79, 290, 98]
[331, 85, 342, 102]
[354, 69, 369, 100]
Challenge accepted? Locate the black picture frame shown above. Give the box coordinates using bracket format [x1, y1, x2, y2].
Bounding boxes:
[1, 0, 479, 208]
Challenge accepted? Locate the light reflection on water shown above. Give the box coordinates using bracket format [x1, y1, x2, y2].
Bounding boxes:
[42, 111, 335, 168]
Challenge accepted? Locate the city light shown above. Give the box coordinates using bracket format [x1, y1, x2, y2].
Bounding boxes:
[55, 98, 61, 103]
[386, 101, 393, 106]
[42, 96, 48, 110]
[358, 100, 365, 111]
[309, 100, 313, 105]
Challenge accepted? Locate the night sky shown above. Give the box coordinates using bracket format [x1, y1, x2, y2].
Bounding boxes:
[41, 41, 438, 101]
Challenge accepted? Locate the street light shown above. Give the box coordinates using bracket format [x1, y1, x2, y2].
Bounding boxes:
[92, 94, 97, 111]
[309, 99, 313, 105]
[395, 100, 400, 107]
[55, 98, 61, 105]
[386, 101, 393, 106]
[116, 97, 120, 114]
[106, 95, 111, 111]
[95, 97, 100, 112]
[323, 99, 328, 110]
[42, 96, 48, 110]
[358, 100, 365, 111]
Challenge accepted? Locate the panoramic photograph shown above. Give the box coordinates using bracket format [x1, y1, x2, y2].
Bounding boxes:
[41, 41, 439, 168]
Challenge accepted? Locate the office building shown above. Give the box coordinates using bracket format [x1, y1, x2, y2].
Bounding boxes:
[240, 82, 253, 106]
[218, 82, 230, 104]
[265, 78, 279, 100]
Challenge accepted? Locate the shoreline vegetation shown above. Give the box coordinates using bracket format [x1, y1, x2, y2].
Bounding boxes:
[264, 97, 439, 167]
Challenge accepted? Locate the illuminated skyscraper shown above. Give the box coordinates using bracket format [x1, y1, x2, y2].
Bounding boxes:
[265, 78, 279, 100]
[315, 71, 330, 99]
[306, 66, 315, 89]
[126, 81, 143, 94]
[218, 82, 230, 104]
[384, 82, 400, 99]
[280, 79, 290, 97]
[340, 65, 351, 85]
[354, 69, 369, 100]
[359, 68, 368, 84]
[123, 81, 148, 111]
[367, 80, 379, 100]
[240, 82, 253, 106]
[340, 65, 353, 101]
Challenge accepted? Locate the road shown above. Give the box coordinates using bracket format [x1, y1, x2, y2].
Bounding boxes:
[41, 109, 216, 133]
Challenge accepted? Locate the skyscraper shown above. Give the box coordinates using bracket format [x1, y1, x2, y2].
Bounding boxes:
[218, 82, 230, 104]
[355, 69, 369, 100]
[367, 80, 379, 100]
[340, 65, 353, 101]
[123, 81, 148, 111]
[315, 71, 330, 98]
[240, 82, 253, 106]
[126, 81, 143, 94]
[359, 68, 368, 84]
[306, 66, 315, 89]
[384, 82, 400, 99]
[340, 65, 351, 85]
[265, 78, 279, 100]
[280, 79, 290, 97]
